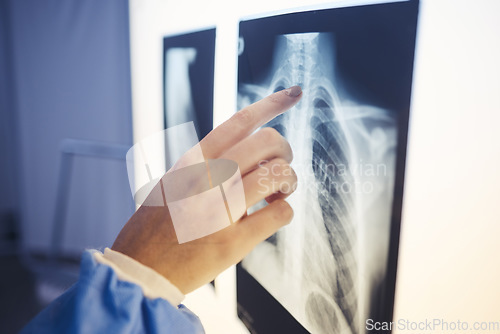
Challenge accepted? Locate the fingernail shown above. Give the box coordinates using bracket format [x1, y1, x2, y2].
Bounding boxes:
[284, 85, 302, 97]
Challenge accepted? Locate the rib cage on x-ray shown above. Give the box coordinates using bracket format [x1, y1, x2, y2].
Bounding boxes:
[239, 33, 397, 334]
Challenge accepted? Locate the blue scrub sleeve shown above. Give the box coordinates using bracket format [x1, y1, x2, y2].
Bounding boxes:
[20, 250, 205, 334]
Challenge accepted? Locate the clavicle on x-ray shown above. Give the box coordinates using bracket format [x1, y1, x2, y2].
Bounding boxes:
[239, 32, 397, 334]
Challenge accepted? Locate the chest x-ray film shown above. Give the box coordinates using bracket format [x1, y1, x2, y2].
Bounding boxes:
[163, 28, 215, 141]
[236, 1, 419, 333]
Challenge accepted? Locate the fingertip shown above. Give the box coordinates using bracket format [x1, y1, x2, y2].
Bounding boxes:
[283, 85, 302, 98]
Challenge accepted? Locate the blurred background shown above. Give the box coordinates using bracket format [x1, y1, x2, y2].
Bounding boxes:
[1, 0, 499, 333]
[0, 1, 134, 332]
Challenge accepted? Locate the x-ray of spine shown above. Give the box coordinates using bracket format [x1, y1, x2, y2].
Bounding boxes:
[165, 48, 198, 128]
[163, 28, 215, 144]
[239, 33, 397, 334]
[165, 48, 198, 160]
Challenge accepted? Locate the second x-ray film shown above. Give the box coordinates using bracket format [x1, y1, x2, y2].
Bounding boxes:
[163, 28, 215, 141]
[237, 1, 419, 333]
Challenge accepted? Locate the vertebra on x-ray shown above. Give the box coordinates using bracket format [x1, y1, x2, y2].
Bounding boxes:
[240, 32, 397, 334]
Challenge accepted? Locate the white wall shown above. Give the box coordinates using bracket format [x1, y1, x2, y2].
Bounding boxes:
[129, 0, 500, 332]
[9, 0, 134, 255]
[394, 0, 500, 330]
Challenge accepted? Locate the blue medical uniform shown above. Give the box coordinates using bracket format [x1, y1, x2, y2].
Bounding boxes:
[20, 250, 205, 334]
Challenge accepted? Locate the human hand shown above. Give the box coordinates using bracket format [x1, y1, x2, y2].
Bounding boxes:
[111, 86, 302, 294]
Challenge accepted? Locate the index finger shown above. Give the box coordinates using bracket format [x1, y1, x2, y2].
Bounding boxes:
[200, 86, 302, 158]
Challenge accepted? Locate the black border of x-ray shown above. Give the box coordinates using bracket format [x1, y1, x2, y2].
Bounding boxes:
[162, 28, 216, 141]
[236, 1, 420, 333]
[162, 28, 216, 287]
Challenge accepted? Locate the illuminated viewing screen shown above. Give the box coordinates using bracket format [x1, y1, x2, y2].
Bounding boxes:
[236, 1, 419, 333]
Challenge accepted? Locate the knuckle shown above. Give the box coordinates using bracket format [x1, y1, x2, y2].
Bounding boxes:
[259, 128, 293, 163]
[233, 107, 254, 126]
[279, 166, 297, 194]
[271, 157, 288, 169]
[259, 127, 281, 144]
[288, 166, 297, 182]
[267, 158, 294, 187]
[283, 140, 293, 163]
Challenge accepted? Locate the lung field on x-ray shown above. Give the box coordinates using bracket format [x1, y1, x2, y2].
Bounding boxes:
[239, 32, 397, 334]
